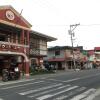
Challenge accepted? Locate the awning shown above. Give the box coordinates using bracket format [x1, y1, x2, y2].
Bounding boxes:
[48, 58, 65, 62]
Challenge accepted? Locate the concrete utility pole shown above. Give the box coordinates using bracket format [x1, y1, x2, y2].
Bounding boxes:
[68, 24, 80, 70]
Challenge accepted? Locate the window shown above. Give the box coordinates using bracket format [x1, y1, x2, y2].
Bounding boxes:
[55, 50, 60, 56]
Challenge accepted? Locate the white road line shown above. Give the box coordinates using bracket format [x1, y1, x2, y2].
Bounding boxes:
[84, 89, 100, 100]
[0, 78, 36, 86]
[70, 88, 96, 100]
[19, 83, 62, 95]
[1, 81, 44, 90]
[79, 73, 100, 80]
[53, 95, 68, 100]
[48, 78, 80, 83]
[63, 78, 80, 82]
[36, 86, 79, 100]
[29, 84, 71, 98]
[53, 87, 86, 100]
[48, 73, 100, 83]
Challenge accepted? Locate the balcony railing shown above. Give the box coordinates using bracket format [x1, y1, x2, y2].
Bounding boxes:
[30, 48, 47, 56]
[30, 49, 40, 55]
[0, 41, 29, 53]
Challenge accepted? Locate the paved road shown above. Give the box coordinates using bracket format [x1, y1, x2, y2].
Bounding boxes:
[0, 69, 100, 100]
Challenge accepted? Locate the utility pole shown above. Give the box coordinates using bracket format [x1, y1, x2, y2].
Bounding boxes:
[68, 23, 80, 70]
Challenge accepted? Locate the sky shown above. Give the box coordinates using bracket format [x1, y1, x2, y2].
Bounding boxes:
[0, 0, 100, 50]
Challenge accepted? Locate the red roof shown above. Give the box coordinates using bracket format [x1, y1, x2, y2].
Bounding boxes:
[94, 47, 100, 51]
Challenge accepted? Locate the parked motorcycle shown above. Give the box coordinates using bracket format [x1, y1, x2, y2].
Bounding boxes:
[2, 67, 20, 82]
[14, 67, 20, 80]
[2, 69, 9, 82]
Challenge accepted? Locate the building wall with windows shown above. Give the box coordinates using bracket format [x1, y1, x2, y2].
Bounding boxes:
[0, 5, 31, 77]
[29, 31, 56, 68]
[0, 5, 56, 77]
[45, 46, 87, 70]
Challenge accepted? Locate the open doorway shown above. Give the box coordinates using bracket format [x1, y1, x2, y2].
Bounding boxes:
[0, 60, 4, 76]
[57, 62, 62, 70]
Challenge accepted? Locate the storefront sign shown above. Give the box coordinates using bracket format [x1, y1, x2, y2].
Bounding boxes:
[1, 44, 17, 50]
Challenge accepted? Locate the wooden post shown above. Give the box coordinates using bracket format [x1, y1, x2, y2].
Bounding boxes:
[21, 30, 24, 44]
[27, 31, 29, 45]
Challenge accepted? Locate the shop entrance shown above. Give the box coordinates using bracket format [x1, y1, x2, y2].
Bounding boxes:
[0, 55, 24, 78]
[0, 60, 4, 76]
[0, 56, 16, 76]
[57, 62, 62, 70]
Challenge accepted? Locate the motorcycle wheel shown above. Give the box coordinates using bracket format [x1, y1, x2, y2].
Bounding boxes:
[2, 74, 9, 82]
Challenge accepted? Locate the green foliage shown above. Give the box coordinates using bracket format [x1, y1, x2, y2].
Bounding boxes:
[29, 67, 55, 75]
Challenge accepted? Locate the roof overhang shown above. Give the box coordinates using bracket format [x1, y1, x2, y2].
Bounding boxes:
[0, 19, 31, 31]
[48, 58, 65, 62]
[30, 30, 57, 42]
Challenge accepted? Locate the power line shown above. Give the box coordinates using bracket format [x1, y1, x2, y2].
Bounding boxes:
[32, 24, 100, 27]
[80, 24, 100, 26]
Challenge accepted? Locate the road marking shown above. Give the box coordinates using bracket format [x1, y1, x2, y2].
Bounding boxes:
[53, 87, 86, 100]
[79, 73, 100, 80]
[48, 78, 80, 83]
[0, 78, 36, 86]
[53, 95, 68, 100]
[48, 73, 100, 83]
[70, 88, 96, 100]
[19, 83, 62, 95]
[63, 78, 80, 82]
[1, 81, 44, 90]
[36, 86, 78, 100]
[29, 84, 71, 98]
[84, 89, 100, 100]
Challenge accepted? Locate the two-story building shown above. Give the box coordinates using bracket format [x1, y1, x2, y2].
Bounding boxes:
[29, 30, 56, 68]
[45, 46, 88, 70]
[93, 47, 100, 66]
[0, 5, 56, 77]
[87, 47, 100, 68]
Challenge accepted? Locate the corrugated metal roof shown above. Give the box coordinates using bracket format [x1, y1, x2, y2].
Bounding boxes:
[48, 46, 83, 51]
[30, 30, 57, 42]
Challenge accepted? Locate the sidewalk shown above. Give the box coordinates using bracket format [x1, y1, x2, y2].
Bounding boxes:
[84, 88, 100, 100]
[0, 69, 75, 84]
[26, 69, 75, 79]
[92, 89, 100, 100]
[93, 96, 100, 100]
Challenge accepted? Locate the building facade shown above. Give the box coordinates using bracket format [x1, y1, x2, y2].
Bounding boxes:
[94, 47, 100, 67]
[87, 47, 100, 68]
[0, 5, 56, 77]
[45, 46, 88, 70]
[29, 31, 56, 68]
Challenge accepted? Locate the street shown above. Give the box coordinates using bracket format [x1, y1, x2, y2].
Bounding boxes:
[0, 69, 100, 100]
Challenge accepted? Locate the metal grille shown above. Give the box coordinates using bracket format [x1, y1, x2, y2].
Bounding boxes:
[30, 49, 40, 55]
